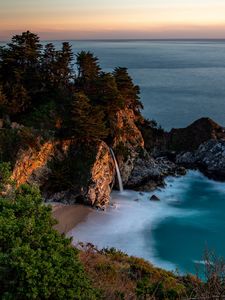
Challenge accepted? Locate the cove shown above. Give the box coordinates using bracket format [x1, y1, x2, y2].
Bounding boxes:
[68, 170, 225, 274]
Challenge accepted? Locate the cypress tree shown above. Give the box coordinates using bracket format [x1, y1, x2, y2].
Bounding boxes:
[0, 31, 42, 116]
[75, 51, 101, 96]
[113, 67, 143, 113]
[71, 92, 108, 140]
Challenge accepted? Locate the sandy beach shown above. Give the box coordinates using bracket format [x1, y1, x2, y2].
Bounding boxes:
[52, 204, 92, 234]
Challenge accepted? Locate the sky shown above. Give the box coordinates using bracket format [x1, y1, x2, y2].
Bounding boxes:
[1, 0, 225, 40]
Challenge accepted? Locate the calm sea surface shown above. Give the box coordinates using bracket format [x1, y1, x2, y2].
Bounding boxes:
[68, 40, 225, 130]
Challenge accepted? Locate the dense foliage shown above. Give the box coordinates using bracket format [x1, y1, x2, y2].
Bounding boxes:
[0, 31, 143, 141]
[0, 182, 98, 299]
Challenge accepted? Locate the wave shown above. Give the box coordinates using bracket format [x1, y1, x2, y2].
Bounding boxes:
[193, 260, 213, 265]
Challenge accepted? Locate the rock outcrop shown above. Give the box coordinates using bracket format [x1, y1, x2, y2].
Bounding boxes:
[12, 140, 68, 186]
[150, 195, 160, 201]
[10, 136, 115, 207]
[112, 108, 144, 185]
[168, 117, 225, 152]
[2, 114, 225, 207]
[126, 155, 186, 190]
[176, 139, 225, 180]
[85, 141, 115, 207]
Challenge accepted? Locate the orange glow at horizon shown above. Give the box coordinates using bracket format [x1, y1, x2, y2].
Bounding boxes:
[1, 0, 225, 40]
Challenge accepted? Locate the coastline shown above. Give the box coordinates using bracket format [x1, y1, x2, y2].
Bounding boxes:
[67, 171, 225, 274]
[52, 203, 92, 234]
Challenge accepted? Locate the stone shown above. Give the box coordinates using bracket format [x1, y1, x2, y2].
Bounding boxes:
[176, 139, 225, 180]
[111, 107, 144, 186]
[150, 194, 160, 201]
[126, 156, 185, 191]
[11, 138, 115, 207]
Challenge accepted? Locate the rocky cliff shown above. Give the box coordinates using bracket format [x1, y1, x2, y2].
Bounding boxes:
[177, 139, 225, 180]
[111, 107, 144, 185]
[2, 114, 225, 207]
[5, 130, 115, 207]
[168, 117, 225, 152]
[126, 155, 186, 190]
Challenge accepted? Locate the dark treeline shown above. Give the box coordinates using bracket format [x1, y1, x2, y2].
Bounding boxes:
[0, 31, 143, 141]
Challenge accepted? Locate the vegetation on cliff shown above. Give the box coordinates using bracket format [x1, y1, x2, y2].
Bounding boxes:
[0, 31, 143, 143]
[0, 30, 148, 205]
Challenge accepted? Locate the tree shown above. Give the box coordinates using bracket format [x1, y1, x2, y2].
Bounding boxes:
[1, 83, 31, 115]
[0, 31, 42, 116]
[43, 42, 74, 88]
[56, 42, 74, 86]
[76, 51, 101, 95]
[94, 72, 124, 109]
[71, 92, 108, 140]
[76, 51, 101, 81]
[41, 43, 58, 85]
[113, 67, 143, 113]
[0, 181, 98, 299]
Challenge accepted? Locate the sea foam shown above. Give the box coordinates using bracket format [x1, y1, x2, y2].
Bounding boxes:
[68, 172, 200, 270]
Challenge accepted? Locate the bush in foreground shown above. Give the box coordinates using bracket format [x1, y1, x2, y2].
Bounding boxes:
[0, 184, 98, 300]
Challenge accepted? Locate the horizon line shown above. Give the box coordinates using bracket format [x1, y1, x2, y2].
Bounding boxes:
[1, 38, 225, 43]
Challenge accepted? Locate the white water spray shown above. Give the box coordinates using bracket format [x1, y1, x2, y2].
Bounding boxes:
[110, 148, 124, 192]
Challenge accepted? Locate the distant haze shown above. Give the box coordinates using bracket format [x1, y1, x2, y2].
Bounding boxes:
[1, 0, 225, 40]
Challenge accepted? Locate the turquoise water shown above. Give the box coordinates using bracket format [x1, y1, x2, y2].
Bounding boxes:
[69, 171, 225, 274]
[151, 172, 225, 274]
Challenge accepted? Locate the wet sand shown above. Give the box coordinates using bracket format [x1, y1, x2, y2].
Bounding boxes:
[52, 204, 92, 234]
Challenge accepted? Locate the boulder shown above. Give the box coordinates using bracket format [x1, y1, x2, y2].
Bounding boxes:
[150, 194, 160, 201]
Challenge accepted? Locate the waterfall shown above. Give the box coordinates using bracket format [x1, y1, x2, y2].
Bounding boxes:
[110, 148, 124, 192]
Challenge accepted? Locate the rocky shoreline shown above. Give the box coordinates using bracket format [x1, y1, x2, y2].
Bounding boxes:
[176, 139, 225, 181]
[1, 115, 225, 209]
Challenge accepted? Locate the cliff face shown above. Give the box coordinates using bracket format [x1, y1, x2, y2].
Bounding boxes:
[168, 118, 225, 152]
[10, 136, 115, 207]
[112, 108, 144, 185]
[5, 107, 146, 205]
[12, 140, 68, 186]
[86, 141, 115, 207]
[4, 113, 225, 207]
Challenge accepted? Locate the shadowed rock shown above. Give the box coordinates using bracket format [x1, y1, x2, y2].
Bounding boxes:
[150, 194, 160, 201]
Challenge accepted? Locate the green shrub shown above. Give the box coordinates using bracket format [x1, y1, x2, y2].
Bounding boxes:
[0, 184, 98, 299]
[0, 162, 12, 189]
